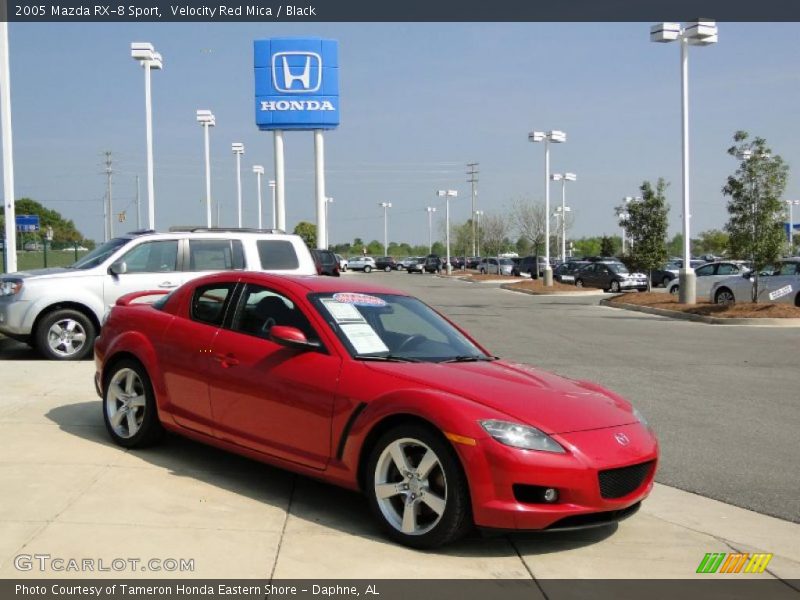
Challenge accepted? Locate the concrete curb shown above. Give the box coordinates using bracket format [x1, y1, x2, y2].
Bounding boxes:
[600, 298, 800, 327]
[501, 283, 607, 296]
[435, 275, 528, 284]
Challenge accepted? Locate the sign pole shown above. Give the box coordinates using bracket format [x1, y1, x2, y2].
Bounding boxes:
[1, 21, 17, 273]
[314, 129, 327, 249]
[274, 130, 286, 231]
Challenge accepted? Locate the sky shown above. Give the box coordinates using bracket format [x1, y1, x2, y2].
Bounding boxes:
[3, 22, 800, 247]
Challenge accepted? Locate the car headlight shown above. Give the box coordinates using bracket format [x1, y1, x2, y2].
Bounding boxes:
[479, 419, 565, 453]
[0, 280, 23, 296]
[633, 407, 650, 429]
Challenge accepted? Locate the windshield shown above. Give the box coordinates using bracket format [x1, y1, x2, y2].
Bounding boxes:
[310, 292, 489, 363]
[69, 238, 129, 270]
[607, 263, 629, 274]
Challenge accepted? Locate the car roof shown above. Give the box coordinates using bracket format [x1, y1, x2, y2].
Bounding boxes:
[190, 272, 410, 296]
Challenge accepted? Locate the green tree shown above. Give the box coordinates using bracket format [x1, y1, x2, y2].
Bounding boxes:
[0, 197, 91, 249]
[620, 179, 670, 291]
[600, 236, 615, 257]
[722, 131, 789, 302]
[293, 221, 317, 248]
[695, 229, 729, 257]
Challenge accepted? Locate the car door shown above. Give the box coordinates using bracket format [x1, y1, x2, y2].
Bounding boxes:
[103, 239, 184, 308]
[156, 281, 238, 436]
[759, 262, 800, 303]
[698, 263, 735, 295]
[208, 283, 341, 469]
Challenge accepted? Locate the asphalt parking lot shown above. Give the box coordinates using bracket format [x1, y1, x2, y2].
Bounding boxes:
[0, 273, 798, 581]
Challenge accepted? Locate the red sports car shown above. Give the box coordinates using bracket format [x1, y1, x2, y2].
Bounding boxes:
[94, 272, 658, 548]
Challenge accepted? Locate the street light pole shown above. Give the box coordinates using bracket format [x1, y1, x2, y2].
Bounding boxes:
[379, 202, 392, 256]
[231, 143, 244, 228]
[426, 207, 436, 254]
[529, 130, 566, 285]
[325, 197, 334, 247]
[268, 180, 276, 229]
[131, 43, 162, 231]
[436, 190, 458, 274]
[1, 21, 17, 273]
[651, 20, 718, 304]
[196, 110, 215, 228]
[474, 210, 484, 257]
[551, 172, 576, 262]
[252, 165, 264, 229]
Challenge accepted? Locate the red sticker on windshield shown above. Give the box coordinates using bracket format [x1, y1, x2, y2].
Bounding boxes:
[332, 293, 387, 307]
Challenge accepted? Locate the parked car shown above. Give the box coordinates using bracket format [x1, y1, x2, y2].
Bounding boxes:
[478, 257, 514, 275]
[710, 258, 800, 306]
[0, 227, 316, 360]
[553, 260, 589, 284]
[650, 262, 680, 288]
[311, 249, 340, 277]
[399, 256, 420, 270]
[511, 256, 548, 278]
[335, 254, 348, 272]
[95, 271, 658, 548]
[423, 255, 443, 273]
[666, 261, 749, 297]
[574, 262, 648, 292]
[23, 241, 44, 251]
[347, 256, 377, 273]
[375, 256, 398, 272]
[406, 257, 426, 274]
[466, 257, 482, 269]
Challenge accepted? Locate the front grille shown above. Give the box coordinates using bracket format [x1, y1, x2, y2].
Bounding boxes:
[598, 461, 654, 499]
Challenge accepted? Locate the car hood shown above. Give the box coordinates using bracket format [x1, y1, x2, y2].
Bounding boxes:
[364, 359, 636, 434]
[2, 267, 77, 280]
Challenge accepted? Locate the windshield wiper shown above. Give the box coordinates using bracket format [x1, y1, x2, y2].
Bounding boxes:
[356, 355, 423, 363]
[440, 355, 497, 363]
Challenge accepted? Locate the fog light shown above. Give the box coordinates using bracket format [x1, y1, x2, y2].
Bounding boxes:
[543, 488, 558, 503]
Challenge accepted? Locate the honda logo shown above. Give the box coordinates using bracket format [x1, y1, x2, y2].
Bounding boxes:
[272, 51, 322, 93]
[614, 433, 630, 446]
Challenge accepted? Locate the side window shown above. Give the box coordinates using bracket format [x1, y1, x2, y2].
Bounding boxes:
[716, 263, 737, 275]
[232, 285, 316, 340]
[696, 265, 715, 276]
[778, 263, 798, 276]
[188, 240, 245, 271]
[120, 240, 179, 273]
[257, 240, 300, 270]
[191, 284, 236, 327]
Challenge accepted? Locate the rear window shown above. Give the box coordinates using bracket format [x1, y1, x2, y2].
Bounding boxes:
[257, 240, 300, 270]
[188, 240, 245, 271]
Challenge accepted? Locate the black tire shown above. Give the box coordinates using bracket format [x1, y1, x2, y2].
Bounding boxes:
[575, 279, 584, 288]
[35, 308, 96, 361]
[610, 280, 621, 293]
[715, 288, 735, 305]
[669, 285, 679, 296]
[662, 276, 671, 287]
[384, 266, 391, 272]
[365, 423, 471, 549]
[102, 359, 163, 449]
[364, 265, 372, 273]
[479, 268, 486, 274]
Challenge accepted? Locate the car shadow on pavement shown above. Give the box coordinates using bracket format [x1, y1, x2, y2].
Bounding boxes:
[0, 336, 43, 360]
[46, 401, 617, 557]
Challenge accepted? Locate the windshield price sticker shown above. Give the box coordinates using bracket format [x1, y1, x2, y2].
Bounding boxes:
[340, 322, 389, 354]
[332, 293, 387, 307]
[768, 285, 793, 301]
[321, 298, 364, 323]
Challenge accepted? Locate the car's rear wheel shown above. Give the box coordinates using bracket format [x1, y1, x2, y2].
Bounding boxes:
[35, 308, 96, 361]
[103, 359, 163, 448]
[384, 266, 391, 272]
[715, 288, 735, 305]
[610, 280, 621, 293]
[479, 268, 486, 274]
[662, 276, 671, 287]
[364, 266, 372, 273]
[575, 279, 584, 288]
[669, 285, 679, 295]
[366, 424, 471, 549]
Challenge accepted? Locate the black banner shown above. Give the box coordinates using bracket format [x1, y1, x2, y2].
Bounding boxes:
[3, 580, 800, 600]
[4, 0, 800, 22]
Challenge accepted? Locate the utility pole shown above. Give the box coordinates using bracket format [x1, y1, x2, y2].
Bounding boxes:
[467, 162, 479, 256]
[104, 151, 113, 241]
[135, 175, 141, 229]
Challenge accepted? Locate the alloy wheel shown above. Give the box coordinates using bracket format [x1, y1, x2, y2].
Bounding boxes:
[105, 368, 147, 439]
[46, 318, 87, 358]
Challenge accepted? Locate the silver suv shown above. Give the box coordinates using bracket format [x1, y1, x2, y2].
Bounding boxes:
[0, 228, 316, 360]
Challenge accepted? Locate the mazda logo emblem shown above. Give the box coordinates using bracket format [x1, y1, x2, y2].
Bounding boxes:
[614, 433, 630, 446]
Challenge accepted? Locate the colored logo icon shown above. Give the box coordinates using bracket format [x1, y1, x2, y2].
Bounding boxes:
[696, 552, 773, 574]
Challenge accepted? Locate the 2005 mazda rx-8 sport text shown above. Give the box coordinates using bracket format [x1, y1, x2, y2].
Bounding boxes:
[95, 272, 658, 548]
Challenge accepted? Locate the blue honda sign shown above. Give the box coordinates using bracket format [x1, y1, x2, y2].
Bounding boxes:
[15, 215, 40, 232]
[253, 37, 340, 130]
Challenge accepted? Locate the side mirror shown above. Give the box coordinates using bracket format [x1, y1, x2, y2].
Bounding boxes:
[269, 325, 320, 350]
[109, 261, 127, 275]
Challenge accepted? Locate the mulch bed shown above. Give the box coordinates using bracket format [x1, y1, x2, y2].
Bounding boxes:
[504, 279, 594, 293]
[608, 292, 800, 318]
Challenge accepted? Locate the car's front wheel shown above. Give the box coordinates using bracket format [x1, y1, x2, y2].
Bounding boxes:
[35, 308, 96, 361]
[366, 424, 471, 549]
[364, 265, 372, 273]
[575, 279, 584, 288]
[384, 266, 391, 272]
[662, 276, 671, 287]
[610, 280, 621, 293]
[669, 285, 679, 295]
[103, 359, 163, 448]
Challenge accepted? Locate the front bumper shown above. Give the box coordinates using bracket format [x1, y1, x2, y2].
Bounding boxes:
[456, 422, 658, 530]
[0, 297, 33, 337]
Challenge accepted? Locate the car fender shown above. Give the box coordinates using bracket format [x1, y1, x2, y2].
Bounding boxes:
[22, 285, 106, 334]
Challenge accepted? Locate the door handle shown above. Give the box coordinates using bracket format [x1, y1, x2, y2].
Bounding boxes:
[158, 281, 178, 288]
[214, 353, 239, 368]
